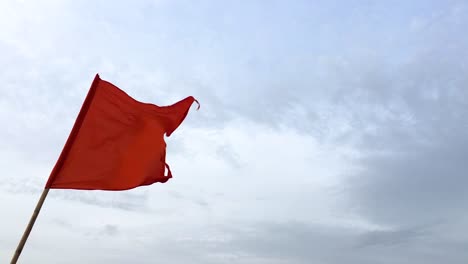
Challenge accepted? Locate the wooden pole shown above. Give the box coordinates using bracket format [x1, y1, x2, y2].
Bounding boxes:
[10, 188, 50, 264]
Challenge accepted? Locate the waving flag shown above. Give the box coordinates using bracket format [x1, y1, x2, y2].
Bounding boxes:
[45, 74, 199, 190]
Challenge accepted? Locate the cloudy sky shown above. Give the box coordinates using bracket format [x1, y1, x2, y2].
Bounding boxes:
[1, 0, 468, 263]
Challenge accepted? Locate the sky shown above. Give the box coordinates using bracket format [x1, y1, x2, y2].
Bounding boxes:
[1, 0, 468, 263]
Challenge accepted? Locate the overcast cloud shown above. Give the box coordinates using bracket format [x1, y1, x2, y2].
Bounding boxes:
[1, 0, 468, 263]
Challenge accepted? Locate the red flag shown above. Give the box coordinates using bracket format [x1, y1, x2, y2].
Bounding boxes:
[45, 74, 199, 190]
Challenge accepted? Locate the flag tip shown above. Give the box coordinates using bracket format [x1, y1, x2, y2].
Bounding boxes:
[194, 98, 200, 110]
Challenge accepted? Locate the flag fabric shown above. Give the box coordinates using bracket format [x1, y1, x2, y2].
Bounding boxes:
[45, 74, 199, 190]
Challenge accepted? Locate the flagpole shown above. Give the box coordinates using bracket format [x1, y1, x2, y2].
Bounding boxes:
[10, 188, 50, 264]
[10, 75, 99, 263]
